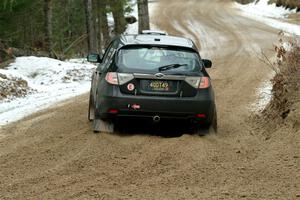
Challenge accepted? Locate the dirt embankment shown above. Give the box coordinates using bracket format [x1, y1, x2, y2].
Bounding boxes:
[249, 37, 300, 199]
[235, 0, 255, 4]
[274, 0, 300, 10]
[257, 35, 300, 134]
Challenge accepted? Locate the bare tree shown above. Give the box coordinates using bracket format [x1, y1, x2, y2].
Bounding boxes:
[85, 0, 97, 53]
[137, 0, 150, 33]
[44, 0, 53, 56]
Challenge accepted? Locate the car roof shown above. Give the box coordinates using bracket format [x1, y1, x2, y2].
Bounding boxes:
[117, 34, 198, 52]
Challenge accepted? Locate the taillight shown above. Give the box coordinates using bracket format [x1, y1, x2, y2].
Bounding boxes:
[185, 77, 201, 88]
[105, 72, 134, 85]
[105, 72, 118, 85]
[185, 76, 210, 89]
[199, 77, 210, 89]
[117, 73, 134, 85]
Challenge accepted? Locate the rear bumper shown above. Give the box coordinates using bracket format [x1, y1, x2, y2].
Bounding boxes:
[96, 88, 215, 123]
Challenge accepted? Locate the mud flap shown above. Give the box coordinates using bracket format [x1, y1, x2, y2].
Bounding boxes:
[196, 125, 215, 136]
[88, 99, 95, 121]
[88, 90, 95, 121]
[93, 119, 114, 133]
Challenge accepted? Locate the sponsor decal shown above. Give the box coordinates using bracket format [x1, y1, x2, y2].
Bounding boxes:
[132, 104, 140, 110]
[127, 83, 135, 91]
[128, 104, 141, 110]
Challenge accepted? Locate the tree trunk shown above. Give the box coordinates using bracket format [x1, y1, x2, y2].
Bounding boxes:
[85, 0, 97, 53]
[100, 8, 110, 47]
[98, 0, 110, 49]
[110, 0, 126, 35]
[95, 0, 104, 53]
[44, 0, 53, 56]
[138, 0, 150, 34]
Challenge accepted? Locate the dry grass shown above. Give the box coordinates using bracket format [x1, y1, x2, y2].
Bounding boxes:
[275, 0, 300, 10]
[0, 59, 14, 69]
[262, 34, 300, 129]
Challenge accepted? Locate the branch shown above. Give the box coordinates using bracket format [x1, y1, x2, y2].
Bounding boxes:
[63, 34, 87, 55]
[256, 49, 279, 75]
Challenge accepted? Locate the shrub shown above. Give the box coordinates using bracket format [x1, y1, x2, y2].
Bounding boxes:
[263, 33, 300, 125]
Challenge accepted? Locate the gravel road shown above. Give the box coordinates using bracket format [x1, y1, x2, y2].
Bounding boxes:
[0, 0, 299, 199]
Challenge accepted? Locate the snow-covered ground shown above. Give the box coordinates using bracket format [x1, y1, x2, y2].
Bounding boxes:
[0, 57, 95, 126]
[235, 0, 300, 36]
[236, 0, 297, 18]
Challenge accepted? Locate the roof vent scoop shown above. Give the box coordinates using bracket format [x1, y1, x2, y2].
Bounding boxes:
[141, 30, 168, 35]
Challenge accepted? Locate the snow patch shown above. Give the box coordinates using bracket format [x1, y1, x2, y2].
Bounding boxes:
[235, 0, 300, 36]
[0, 56, 95, 126]
[235, 0, 297, 19]
[250, 79, 273, 112]
[282, 41, 294, 51]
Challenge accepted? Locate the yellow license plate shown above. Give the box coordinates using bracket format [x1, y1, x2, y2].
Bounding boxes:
[149, 81, 169, 91]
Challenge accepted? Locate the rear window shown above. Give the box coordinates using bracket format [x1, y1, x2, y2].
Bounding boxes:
[116, 46, 202, 73]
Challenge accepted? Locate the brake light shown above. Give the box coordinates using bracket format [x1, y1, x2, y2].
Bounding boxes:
[108, 108, 119, 114]
[196, 114, 206, 118]
[199, 77, 210, 89]
[105, 72, 118, 85]
[105, 72, 134, 85]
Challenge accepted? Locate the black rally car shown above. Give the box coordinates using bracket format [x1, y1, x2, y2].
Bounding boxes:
[87, 31, 217, 134]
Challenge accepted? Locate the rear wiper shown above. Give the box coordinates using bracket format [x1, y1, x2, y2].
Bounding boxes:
[158, 63, 187, 72]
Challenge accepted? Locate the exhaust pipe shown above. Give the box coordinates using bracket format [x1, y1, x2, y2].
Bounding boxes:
[153, 115, 161, 123]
